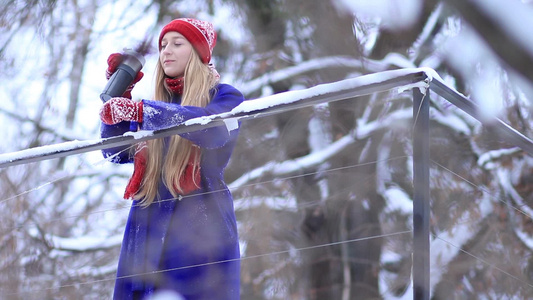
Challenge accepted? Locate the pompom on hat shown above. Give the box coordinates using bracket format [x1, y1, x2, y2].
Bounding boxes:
[159, 18, 217, 64]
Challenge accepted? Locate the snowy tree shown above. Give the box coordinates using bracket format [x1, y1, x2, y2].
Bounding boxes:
[0, 0, 532, 299]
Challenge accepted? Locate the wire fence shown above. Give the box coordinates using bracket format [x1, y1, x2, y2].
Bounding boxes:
[1, 68, 532, 299]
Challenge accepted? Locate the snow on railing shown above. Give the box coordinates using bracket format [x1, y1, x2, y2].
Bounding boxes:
[0, 67, 530, 169]
[0, 68, 430, 168]
[1, 68, 532, 300]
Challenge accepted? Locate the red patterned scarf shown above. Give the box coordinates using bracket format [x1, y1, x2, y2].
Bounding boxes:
[124, 143, 201, 200]
[165, 76, 184, 95]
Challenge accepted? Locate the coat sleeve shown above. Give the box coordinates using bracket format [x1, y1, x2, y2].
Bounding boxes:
[100, 121, 135, 164]
[141, 84, 244, 149]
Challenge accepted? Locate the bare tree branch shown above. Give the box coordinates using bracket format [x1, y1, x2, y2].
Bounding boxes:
[445, 0, 533, 85]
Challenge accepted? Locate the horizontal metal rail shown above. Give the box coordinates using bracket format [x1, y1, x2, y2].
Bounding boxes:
[0, 70, 428, 168]
[1, 67, 532, 300]
[1, 68, 531, 168]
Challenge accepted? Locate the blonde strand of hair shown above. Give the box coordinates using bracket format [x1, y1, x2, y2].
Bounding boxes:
[135, 50, 213, 206]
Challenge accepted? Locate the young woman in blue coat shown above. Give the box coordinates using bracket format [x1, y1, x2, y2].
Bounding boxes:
[99, 18, 243, 300]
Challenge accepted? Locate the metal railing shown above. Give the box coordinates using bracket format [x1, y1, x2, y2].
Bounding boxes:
[1, 68, 532, 299]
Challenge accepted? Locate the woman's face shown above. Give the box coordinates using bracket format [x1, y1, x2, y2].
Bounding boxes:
[160, 32, 193, 78]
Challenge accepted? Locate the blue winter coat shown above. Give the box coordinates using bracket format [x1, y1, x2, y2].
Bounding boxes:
[100, 84, 244, 300]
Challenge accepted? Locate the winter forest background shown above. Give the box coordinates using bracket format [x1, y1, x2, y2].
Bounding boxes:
[1, 0, 533, 299]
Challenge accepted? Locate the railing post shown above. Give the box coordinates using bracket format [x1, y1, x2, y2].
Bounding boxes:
[413, 88, 430, 300]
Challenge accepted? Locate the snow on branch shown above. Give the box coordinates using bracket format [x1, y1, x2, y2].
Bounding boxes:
[477, 147, 522, 169]
[28, 227, 123, 253]
[446, 0, 533, 85]
[514, 227, 533, 250]
[68, 263, 117, 278]
[471, 0, 533, 60]
[430, 192, 495, 295]
[229, 108, 412, 190]
[496, 168, 533, 218]
[383, 186, 413, 215]
[237, 54, 424, 96]
[239, 56, 365, 95]
[234, 196, 298, 212]
[431, 108, 472, 136]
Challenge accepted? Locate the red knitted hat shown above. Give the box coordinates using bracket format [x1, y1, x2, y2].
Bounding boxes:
[159, 18, 217, 64]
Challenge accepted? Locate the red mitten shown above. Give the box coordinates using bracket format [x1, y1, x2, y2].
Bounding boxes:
[106, 53, 144, 99]
[100, 97, 143, 125]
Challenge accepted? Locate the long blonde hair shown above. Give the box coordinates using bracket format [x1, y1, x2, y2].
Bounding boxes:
[134, 49, 217, 206]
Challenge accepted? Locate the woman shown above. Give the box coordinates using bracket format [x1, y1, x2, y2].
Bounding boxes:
[99, 18, 243, 300]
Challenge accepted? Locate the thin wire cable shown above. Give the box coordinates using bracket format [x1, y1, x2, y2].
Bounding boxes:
[6, 142, 530, 294]
[412, 88, 428, 131]
[432, 160, 533, 220]
[4, 230, 412, 297]
[0, 143, 137, 205]
[0, 153, 411, 296]
[432, 233, 533, 289]
[431, 160, 533, 293]
[0, 155, 410, 232]
[5, 154, 531, 295]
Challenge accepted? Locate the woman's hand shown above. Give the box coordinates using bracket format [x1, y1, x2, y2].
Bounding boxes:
[100, 97, 143, 125]
[106, 53, 144, 99]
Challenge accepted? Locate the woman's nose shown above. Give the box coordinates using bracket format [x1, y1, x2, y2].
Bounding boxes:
[161, 45, 171, 55]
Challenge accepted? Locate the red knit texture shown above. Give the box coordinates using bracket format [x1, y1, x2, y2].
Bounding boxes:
[124, 144, 147, 200]
[165, 77, 184, 95]
[100, 97, 143, 125]
[158, 18, 217, 64]
[106, 53, 144, 99]
[124, 144, 202, 200]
